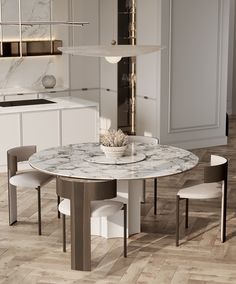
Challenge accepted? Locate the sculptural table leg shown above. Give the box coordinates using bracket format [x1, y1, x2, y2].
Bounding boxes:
[70, 182, 91, 271]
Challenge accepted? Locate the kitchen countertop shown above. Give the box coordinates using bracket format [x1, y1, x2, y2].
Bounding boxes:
[0, 86, 69, 96]
[0, 96, 98, 114]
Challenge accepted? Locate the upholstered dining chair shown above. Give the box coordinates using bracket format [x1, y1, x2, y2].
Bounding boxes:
[7, 145, 53, 235]
[128, 135, 159, 215]
[176, 155, 228, 246]
[57, 178, 127, 257]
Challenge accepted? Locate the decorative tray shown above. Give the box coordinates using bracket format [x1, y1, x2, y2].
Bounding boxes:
[84, 153, 146, 165]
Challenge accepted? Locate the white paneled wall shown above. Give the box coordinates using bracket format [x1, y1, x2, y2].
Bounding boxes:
[160, 0, 229, 148]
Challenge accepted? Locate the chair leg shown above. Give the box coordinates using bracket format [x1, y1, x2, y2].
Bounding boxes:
[123, 204, 127, 258]
[185, 198, 189, 229]
[221, 183, 227, 243]
[37, 187, 42, 236]
[154, 178, 157, 215]
[62, 214, 66, 252]
[141, 180, 146, 203]
[176, 195, 180, 246]
[57, 195, 61, 219]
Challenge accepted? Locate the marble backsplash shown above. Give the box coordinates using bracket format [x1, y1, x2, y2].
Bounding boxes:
[0, 0, 68, 91]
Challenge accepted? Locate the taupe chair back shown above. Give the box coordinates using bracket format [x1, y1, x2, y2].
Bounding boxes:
[7, 145, 53, 235]
[57, 177, 117, 201]
[7, 145, 36, 177]
[176, 154, 228, 246]
[204, 155, 228, 184]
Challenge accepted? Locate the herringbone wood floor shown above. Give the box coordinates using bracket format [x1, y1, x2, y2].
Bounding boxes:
[1, 118, 236, 283]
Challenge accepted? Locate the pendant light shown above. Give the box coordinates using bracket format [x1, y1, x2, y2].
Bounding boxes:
[58, 0, 162, 63]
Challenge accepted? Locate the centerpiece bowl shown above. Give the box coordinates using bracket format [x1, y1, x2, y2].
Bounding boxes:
[101, 144, 128, 159]
[100, 129, 128, 159]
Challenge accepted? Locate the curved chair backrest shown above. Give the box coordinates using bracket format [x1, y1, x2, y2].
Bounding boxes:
[57, 177, 117, 201]
[7, 145, 37, 176]
[204, 155, 228, 184]
[128, 135, 159, 145]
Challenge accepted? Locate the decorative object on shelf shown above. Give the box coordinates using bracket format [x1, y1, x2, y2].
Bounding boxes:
[59, 0, 162, 64]
[42, 75, 56, 89]
[100, 129, 128, 158]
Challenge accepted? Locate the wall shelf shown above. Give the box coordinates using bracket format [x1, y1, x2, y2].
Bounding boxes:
[0, 0, 89, 57]
[0, 40, 62, 57]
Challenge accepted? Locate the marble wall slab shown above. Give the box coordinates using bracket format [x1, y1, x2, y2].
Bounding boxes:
[0, 0, 69, 91]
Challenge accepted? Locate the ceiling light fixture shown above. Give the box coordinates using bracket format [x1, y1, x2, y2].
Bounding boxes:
[58, 0, 162, 63]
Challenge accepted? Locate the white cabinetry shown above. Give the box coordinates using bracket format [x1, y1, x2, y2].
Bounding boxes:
[0, 114, 21, 165]
[61, 107, 98, 144]
[70, 0, 100, 90]
[100, 90, 117, 133]
[136, 0, 161, 100]
[99, 0, 117, 133]
[136, 96, 157, 137]
[22, 110, 60, 150]
[72, 90, 100, 104]
[0, 97, 99, 170]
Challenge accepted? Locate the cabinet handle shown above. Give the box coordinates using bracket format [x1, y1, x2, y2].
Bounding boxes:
[144, 96, 149, 99]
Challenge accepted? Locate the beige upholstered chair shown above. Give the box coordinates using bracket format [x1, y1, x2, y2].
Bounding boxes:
[176, 155, 228, 246]
[7, 145, 53, 235]
[128, 135, 159, 214]
[58, 178, 127, 257]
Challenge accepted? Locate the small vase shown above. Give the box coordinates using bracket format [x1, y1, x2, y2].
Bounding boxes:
[42, 75, 56, 89]
[101, 145, 128, 159]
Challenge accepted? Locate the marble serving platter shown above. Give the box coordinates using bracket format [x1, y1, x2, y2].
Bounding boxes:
[83, 153, 146, 165]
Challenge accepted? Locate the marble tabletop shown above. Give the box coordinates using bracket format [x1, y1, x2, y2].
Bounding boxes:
[29, 142, 199, 180]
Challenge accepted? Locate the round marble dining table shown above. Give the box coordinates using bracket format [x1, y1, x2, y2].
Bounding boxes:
[28, 142, 198, 271]
[29, 142, 198, 238]
[29, 142, 198, 180]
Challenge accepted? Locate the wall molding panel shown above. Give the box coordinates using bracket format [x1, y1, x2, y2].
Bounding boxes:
[160, 0, 230, 148]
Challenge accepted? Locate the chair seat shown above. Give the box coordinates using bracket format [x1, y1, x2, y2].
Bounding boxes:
[177, 182, 222, 199]
[9, 170, 53, 188]
[58, 198, 124, 218]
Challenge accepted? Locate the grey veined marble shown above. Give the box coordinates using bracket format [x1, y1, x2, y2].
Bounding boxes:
[29, 143, 199, 180]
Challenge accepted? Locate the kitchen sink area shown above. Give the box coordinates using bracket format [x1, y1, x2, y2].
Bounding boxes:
[0, 99, 56, 107]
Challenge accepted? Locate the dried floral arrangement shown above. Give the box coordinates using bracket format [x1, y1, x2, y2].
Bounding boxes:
[101, 129, 128, 147]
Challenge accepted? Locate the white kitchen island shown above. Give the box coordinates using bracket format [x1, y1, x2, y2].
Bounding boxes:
[0, 96, 99, 171]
